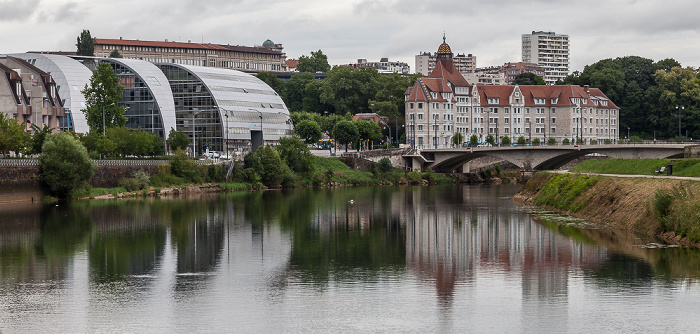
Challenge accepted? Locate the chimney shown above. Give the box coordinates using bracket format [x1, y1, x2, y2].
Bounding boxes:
[584, 85, 589, 91]
[119, 37, 123, 40]
[165, 39, 168, 42]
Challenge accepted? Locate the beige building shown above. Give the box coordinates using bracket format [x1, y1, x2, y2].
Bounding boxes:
[0, 56, 65, 132]
[93, 38, 287, 72]
[405, 39, 619, 149]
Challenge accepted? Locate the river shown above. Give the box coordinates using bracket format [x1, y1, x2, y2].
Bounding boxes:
[1, 184, 699, 333]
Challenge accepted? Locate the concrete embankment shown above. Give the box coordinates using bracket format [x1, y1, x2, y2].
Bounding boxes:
[514, 172, 700, 248]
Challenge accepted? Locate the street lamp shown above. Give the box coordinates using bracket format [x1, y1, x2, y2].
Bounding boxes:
[676, 105, 684, 141]
[627, 127, 630, 144]
[224, 113, 229, 157]
[192, 109, 201, 157]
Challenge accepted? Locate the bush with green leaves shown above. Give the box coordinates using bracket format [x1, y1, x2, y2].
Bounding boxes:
[517, 136, 527, 145]
[547, 137, 557, 145]
[39, 133, 96, 198]
[118, 169, 150, 191]
[167, 128, 190, 152]
[563, 138, 571, 145]
[501, 136, 511, 146]
[169, 149, 202, 183]
[377, 157, 393, 174]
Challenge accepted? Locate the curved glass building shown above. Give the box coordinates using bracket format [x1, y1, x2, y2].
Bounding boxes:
[156, 63, 292, 155]
[94, 58, 177, 140]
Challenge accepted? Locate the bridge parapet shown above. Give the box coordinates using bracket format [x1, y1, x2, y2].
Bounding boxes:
[403, 144, 688, 172]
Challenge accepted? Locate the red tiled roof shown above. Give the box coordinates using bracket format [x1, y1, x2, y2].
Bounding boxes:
[94, 38, 284, 55]
[429, 59, 471, 88]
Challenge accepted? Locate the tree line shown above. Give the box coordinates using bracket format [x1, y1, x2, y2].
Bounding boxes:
[561, 56, 699, 140]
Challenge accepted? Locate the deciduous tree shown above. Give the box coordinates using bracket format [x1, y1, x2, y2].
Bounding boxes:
[297, 50, 330, 73]
[39, 133, 95, 198]
[82, 62, 126, 134]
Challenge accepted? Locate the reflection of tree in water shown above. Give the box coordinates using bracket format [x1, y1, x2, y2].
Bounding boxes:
[87, 200, 166, 283]
[256, 187, 407, 289]
[0, 204, 94, 284]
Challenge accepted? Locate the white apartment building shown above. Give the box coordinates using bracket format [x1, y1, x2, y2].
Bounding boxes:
[522, 31, 569, 85]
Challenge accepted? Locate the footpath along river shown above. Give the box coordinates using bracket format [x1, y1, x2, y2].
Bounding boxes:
[1, 184, 699, 332]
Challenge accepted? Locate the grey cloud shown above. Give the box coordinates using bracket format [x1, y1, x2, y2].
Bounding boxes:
[0, 0, 41, 20]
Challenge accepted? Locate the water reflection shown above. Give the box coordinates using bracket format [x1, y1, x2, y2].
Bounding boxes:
[1, 185, 699, 332]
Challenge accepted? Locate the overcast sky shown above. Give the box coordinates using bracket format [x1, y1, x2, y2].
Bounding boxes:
[1, 0, 699, 73]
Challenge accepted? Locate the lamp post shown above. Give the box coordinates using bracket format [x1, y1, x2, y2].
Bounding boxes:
[102, 105, 105, 159]
[627, 127, 630, 144]
[395, 115, 398, 148]
[676, 105, 684, 141]
[192, 109, 201, 157]
[224, 113, 229, 157]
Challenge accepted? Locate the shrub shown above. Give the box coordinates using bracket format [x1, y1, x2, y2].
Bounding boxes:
[517, 136, 527, 145]
[118, 169, 150, 191]
[406, 170, 422, 183]
[377, 157, 393, 174]
[532, 138, 541, 146]
[563, 138, 570, 145]
[501, 136, 511, 146]
[39, 133, 96, 198]
[547, 137, 557, 145]
[590, 139, 598, 145]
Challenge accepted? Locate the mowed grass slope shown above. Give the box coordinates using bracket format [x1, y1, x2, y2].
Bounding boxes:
[570, 158, 700, 177]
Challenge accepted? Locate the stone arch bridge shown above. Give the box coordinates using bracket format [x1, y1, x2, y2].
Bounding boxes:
[403, 144, 696, 172]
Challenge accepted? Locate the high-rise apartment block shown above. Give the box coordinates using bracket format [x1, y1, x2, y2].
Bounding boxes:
[522, 31, 569, 85]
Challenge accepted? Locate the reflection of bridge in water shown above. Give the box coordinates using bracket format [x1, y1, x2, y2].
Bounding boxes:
[403, 144, 691, 172]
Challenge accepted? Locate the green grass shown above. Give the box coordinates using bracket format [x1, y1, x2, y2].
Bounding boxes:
[571, 158, 700, 176]
[533, 173, 599, 212]
[653, 186, 700, 242]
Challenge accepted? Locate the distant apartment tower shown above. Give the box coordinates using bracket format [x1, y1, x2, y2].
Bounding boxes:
[352, 58, 410, 74]
[522, 31, 569, 85]
[415, 52, 475, 75]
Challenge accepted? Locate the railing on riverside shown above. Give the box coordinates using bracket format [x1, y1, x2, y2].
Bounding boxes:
[0, 158, 226, 168]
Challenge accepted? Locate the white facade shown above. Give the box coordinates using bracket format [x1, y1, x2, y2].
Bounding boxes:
[521, 31, 569, 85]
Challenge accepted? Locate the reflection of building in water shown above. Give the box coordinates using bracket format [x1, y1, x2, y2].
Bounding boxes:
[402, 185, 608, 308]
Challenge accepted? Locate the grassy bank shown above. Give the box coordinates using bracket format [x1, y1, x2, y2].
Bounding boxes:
[516, 172, 700, 246]
[571, 158, 700, 176]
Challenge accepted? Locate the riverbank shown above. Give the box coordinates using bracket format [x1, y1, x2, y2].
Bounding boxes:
[514, 172, 700, 248]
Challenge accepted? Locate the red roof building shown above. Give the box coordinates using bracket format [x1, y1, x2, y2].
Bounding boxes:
[405, 37, 619, 149]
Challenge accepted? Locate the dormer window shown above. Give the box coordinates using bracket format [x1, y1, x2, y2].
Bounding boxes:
[431, 92, 437, 99]
[487, 98, 499, 104]
[551, 98, 558, 104]
[534, 98, 545, 105]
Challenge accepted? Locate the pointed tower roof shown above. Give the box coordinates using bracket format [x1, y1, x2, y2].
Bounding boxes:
[436, 33, 452, 59]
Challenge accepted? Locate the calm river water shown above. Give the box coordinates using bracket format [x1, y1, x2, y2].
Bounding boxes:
[1, 184, 700, 333]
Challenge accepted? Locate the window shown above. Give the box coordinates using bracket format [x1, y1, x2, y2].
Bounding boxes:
[418, 125, 423, 131]
[534, 98, 545, 105]
[551, 128, 556, 133]
[487, 98, 499, 104]
[409, 113, 415, 120]
[410, 103, 414, 109]
[418, 114, 423, 120]
[418, 103, 423, 109]
[551, 118, 556, 123]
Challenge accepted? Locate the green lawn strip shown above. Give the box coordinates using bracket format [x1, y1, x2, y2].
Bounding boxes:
[571, 158, 700, 176]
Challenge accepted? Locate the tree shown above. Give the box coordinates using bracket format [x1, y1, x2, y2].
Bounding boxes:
[547, 137, 557, 145]
[452, 132, 464, 147]
[294, 119, 322, 144]
[29, 124, 54, 155]
[82, 62, 126, 134]
[39, 133, 96, 198]
[277, 136, 314, 174]
[334, 120, 359, 152]
[109, 49, 123, 58]
[320, 67, 380, 115]
[167, 128, 190, 152]
[286, 73, 316, 112]
[0, 113, 30, 156]
[297, 50, 330, 73]
[501, 135, 511, 146]
[517, 136, 527, 145]
[355, 120, 382, 148]
[257, 145, 286, 187]
[486, 134, 495, 145]
[532, 138, 541, 146]
[469, 134, 479, 147]
[511, 72, 545, 85]
[76, 29, 94, 56]
[256, 72, 286, 100]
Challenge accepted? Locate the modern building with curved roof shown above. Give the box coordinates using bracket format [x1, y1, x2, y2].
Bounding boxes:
[94, 57, 177, 141]
[10, 53, 93, 133]
[156, 63, 292, 155]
